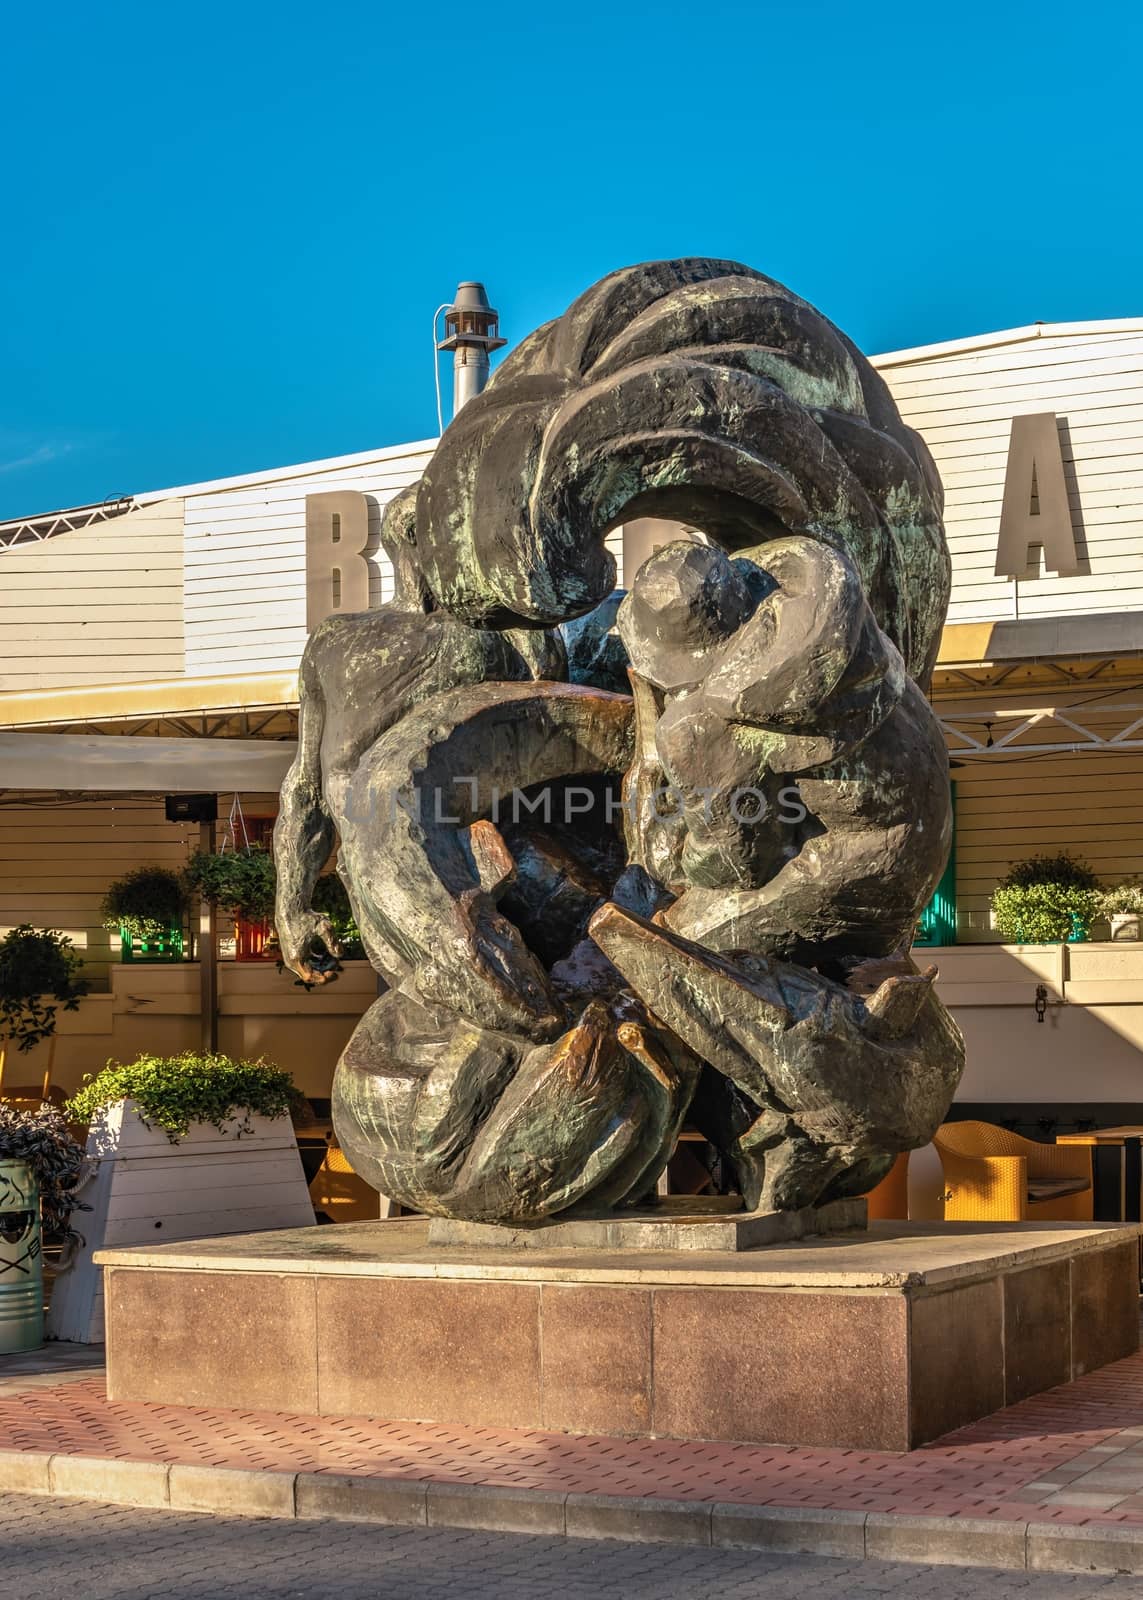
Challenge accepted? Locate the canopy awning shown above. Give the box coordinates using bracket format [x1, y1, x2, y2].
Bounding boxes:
[0, 732, 296, 793]
[0, 671, 299, 732]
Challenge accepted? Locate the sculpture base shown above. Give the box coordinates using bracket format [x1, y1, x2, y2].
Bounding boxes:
[427, 1195, 867, 1252]
[97, 1219, 1140, 1452]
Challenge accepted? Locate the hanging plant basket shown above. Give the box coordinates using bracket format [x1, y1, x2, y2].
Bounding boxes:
[184, 846, 278, 961]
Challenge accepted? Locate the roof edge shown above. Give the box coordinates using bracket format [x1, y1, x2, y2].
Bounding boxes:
[135, 436, 439, 504]
[872, 317, 1143, 369]
[0, 671, 301, 729]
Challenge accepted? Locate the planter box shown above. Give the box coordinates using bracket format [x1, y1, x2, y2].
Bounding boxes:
[48, 1100, 314, 1344]
[117, 924, 185, 963]
[234, 917, 278, 961]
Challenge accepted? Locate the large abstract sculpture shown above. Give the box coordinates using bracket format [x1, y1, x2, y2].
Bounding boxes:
[275, 258, 964, 1223]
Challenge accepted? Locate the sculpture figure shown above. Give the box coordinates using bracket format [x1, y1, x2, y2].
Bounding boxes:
[275, 257, 964, 1222]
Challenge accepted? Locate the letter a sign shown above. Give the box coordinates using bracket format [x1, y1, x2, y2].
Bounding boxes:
[994, 414, 1080, 579]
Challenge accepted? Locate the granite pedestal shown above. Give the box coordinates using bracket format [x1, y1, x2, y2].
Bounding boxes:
[97, 1218, 1141, 1452]
[427, 1195, 867, 1252]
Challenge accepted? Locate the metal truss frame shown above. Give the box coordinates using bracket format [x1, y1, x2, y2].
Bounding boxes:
[0, 498, 136, 550]
[940, 702, 1143, 757]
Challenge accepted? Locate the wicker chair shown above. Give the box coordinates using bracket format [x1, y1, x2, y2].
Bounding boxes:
[933, 1120, 1093, 1222]
[863, 1152, 910, 1220]
[308, 1143, 381, 1223]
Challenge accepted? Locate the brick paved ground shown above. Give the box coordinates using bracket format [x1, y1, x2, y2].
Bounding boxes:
[4, 1492, 1143, 1600]
[10, 1342, 1143, 1525]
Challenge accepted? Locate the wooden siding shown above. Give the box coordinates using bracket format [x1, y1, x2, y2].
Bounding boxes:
[875, 327, 1143, 626]
[951, 747, 1143, 939]
[182, 443, 433, 676]
[0, 499, 185, 690]
[0, 791, 279, 978]
[0, 797, 196, 969]
[2, 325, 1142, 694]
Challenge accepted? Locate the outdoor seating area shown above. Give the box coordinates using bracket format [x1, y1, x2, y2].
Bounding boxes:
[933, 1120, 1095, 1223]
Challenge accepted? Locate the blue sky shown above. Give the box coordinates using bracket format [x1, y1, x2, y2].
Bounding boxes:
[2, 0, 1140, 518]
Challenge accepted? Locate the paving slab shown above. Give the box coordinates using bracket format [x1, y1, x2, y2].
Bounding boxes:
[4, 1331, 1143, 1573]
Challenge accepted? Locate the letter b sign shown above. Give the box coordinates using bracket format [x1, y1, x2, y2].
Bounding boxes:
[305, 492, 371, 628]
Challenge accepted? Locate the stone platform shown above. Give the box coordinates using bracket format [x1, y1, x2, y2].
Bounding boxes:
[427, 1195, 867, 1252]
[96, 1218, 1141, 1453]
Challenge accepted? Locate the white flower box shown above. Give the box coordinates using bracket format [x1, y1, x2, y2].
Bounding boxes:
[48, 1099, 315, 1344]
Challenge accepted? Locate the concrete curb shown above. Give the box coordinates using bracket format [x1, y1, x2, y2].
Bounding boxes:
[3, 1451, 1143, 1575]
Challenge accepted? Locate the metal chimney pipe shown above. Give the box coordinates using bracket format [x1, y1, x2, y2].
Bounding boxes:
[454, 342, 490, 413]
[437, 282, 507, 417]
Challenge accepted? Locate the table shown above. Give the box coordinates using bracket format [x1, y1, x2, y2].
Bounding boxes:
[1057, 1126, 1143, 1223]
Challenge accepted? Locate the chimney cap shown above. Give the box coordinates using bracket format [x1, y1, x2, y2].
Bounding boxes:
[438, 278, 507, 355]
[449, 280, 497, 317]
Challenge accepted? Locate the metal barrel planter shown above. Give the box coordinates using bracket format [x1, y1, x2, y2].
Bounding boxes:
[0, 1160, 44, 1353]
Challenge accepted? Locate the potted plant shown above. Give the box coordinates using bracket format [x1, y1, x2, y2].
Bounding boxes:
[101, 866, 189, 962]
[311, 873, 366, 961]
[1098, 884, 1143, 942]
[0, 1103, 89, 1352]
[990, 852, 1101, 944]
[0, 924, 88, 1088]
[66, 1050, 304, 1142]
[184, 844, 279, 960]
[53, 1052, 315, 1343]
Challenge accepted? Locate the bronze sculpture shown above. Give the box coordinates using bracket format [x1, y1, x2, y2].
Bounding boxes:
[274, 258, 964, 1222]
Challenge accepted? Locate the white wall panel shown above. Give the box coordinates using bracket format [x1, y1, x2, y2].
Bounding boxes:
[875, 326, 1143, 625]
[181, 441, 434, 675]
[0, 500, 185, 690]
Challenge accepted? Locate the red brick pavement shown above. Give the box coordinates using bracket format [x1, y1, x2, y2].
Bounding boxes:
[6, 1349, 1143, 1526]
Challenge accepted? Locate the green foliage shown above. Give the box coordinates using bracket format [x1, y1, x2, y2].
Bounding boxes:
[184, 845, 277, 921]
[991, 883, 1100, 943]
[992, 853, 1102, 943]
[101, 867, 189, 940]
[999, 852, 1100, 891]
[0, 925, 88, 1054]
[1098, 883, 1143, 917]
[311, 873, 366, 959]
[0, 1103, 89, 1239]
[66, 1052, 301, 1144]
[181, 849, 365, 957]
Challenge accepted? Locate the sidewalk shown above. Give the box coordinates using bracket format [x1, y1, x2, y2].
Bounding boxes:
[7, 1341, 1143, 1573]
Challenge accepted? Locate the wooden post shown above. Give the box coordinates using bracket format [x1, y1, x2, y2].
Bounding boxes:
[199, 816, 218, 1053]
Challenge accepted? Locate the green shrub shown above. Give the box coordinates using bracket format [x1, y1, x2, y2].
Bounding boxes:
[184, 845, 277, 921]
[66, 1052, 301, 1143]
[991, 852, 1102, 943]
[999, 852, 1099, 891]
[101, 867, 188, 940]
[0, 1103, 88, 1239]
[991, 883, 1100, 943]
[0, 925, 88, 1054]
